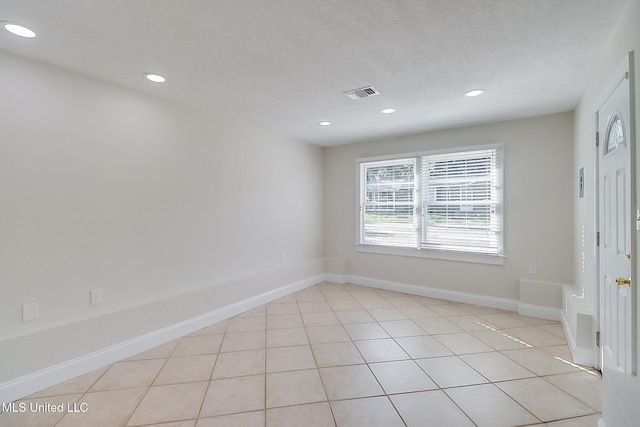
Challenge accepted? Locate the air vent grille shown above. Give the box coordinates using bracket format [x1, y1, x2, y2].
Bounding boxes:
[344, 86, 380, 100]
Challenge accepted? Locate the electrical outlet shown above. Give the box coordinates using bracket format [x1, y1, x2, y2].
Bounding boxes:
[90, 289, 104, 306]
[528, 263, 538, 275]
[281, 253, 287, 264]
[22, 302, 39, 322]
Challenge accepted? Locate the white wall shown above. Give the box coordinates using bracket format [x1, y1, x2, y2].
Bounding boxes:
[571, 0, 640, 425]
[0, 51, 324, 386]
[323, 113, 574, 302]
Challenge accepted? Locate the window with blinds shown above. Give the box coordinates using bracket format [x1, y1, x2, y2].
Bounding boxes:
[357, 145, 503, 257]
[359, 158, 417, 247]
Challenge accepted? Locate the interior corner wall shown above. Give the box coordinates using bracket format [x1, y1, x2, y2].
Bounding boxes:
[323, 112, 574, 302]
[0, 51, 323, 385]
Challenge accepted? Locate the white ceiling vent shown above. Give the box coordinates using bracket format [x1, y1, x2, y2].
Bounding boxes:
[344, 86, 380, 100]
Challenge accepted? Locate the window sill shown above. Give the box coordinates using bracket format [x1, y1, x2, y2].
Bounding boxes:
[355, 244, 505, 265]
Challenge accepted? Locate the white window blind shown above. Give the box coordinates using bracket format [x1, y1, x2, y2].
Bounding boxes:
[357, 146, 503, 257]
[359, 158, 417, 248]
[421, 148, 501, 255]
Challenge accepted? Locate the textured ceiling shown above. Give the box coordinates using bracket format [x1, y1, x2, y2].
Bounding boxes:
[0, 0, 630, 146]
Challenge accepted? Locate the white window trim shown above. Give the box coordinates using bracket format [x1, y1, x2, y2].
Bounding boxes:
[355, 143, 504, 265]
[355, 244, 505, 265]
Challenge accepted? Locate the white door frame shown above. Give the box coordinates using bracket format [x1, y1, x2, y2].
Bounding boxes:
[595, 51, 637, 373]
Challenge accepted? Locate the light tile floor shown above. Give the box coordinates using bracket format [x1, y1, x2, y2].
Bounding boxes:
[0, 282, 602, 426]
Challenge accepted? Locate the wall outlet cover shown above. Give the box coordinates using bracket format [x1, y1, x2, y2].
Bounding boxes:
[90, 289, 104, 306]
[22, 302, 39, 322]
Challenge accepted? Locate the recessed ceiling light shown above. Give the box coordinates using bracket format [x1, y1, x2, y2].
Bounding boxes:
[464, 89, 485, 97]
[319, 121, 331, 126]
[380, 108, 396, 114]
[144, 73, 166, 83]
[3, 22, 36, 38]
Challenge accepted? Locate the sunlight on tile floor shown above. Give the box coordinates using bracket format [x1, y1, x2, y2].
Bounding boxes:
[0, 282, 602, 426]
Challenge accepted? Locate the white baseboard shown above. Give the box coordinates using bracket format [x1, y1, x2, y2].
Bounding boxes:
[0, 274, 323, 404]
[323, 273, 346, 284]
[344, 274, 519, 311]
[560, 310, 595, 367]
[517, 303, 562, 321]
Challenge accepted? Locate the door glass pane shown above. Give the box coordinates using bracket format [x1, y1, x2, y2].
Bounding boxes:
[605, 115, 625, 155]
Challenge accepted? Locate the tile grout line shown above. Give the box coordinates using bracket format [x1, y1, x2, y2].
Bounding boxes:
[372, 290, 469, 427]
[346, 288, 411, 427]
[193, 317, 229, 426]
[122, 344, 173, 427]
[298, 286, 339, 427]
[263, 306, 267, 427]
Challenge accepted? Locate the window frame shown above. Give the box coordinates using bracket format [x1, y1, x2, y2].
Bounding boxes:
[355, 143, 505, 265]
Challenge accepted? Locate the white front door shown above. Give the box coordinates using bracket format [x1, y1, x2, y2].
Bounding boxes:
[598, 65, 633, 374]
